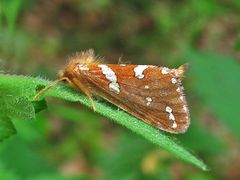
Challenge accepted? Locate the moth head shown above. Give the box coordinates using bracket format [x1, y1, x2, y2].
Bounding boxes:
[61, 49, 99, 77]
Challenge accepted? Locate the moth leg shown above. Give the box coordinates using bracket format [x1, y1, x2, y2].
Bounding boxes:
[72, 78, 96, 111]
[34, 77, 69, 100]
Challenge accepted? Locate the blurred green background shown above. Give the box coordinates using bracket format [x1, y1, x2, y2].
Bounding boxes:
[0, 0, 240, 179]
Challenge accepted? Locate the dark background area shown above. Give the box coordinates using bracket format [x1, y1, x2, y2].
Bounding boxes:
[0, 0, 240, 179]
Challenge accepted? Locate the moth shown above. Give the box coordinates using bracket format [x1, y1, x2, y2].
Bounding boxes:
[34, 49, 190, 133]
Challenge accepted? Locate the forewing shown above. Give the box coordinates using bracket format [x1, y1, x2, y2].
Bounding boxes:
[77, 64, 190, 133]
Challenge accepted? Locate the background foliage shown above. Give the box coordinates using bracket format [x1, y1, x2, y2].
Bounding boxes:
[0, 0, 240, 179]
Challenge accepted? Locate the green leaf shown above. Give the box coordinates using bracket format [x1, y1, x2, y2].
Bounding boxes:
[100, 131, 159, 180]
[186, 50, 240, 137]
[0, 95, 35, 121]
[1, 0, 22, 33]
[0, 116, 16, 141]
[0, 83, 35, 141]
[32, 99, 47, 113]
[0, 137, 55, 178]
[0, 74, 207, 171]
[0, 164, 19, 180]
[235, 35, 240, 50]
[28, 173, 84, 180]
[7, 96, 35, 120]
[180, 118, 224, 154]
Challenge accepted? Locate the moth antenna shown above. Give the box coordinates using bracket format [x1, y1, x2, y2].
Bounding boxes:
[71, 78, 96, 112]
[33, 77, 70, 100]
[118, 55, 123, 64]
[117, 54, 132, 65]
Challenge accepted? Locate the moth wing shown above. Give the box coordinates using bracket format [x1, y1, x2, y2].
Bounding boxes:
[76, 64, 190, 133]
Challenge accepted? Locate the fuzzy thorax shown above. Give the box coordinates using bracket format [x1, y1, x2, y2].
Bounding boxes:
[59, 49, 100, 79]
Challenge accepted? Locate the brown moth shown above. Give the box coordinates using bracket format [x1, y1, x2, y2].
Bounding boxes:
[34, 49, 190, 133]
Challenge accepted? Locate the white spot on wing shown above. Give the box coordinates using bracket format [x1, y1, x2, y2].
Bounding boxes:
[176, 87, 181, 93]
[144, 85, 149, 89]
[134, 65, 148, 79]
[180, 96, 184, 101]
[109, 82, 120, 94]
[183, 105, 188, 112]
[177, 86, 184, 93]
[146, 97, 153, 106]
[172, 121, 177, 128]
[171, 78, 177, 84]
[98, 64, 120, 94]
[166, 106, 177, 128]
[161, 67, 169, 74]
[166, 106, 172, 113]
[98, 65, 117, 82]
[169, 113, 175, 121]
[146, 97, 152, 102]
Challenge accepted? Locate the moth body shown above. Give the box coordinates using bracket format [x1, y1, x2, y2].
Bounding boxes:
[58, 50, 190, 133]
